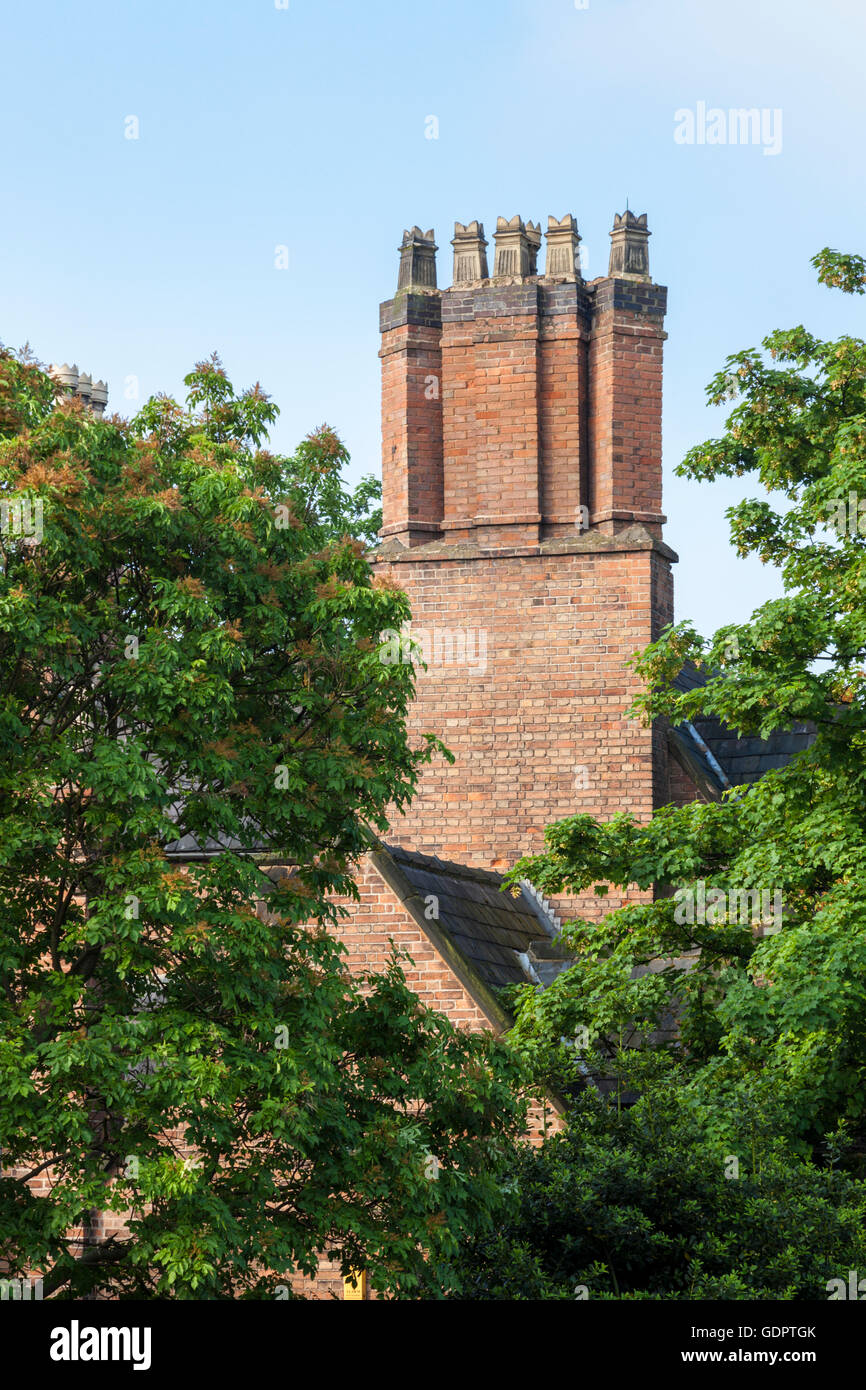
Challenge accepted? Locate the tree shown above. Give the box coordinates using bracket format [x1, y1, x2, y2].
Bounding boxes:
[440, 1083, 866, 1301]
[503, 251, 866, 1162]
[0, 350, 524, 1299]
[133, 353, 384, 548]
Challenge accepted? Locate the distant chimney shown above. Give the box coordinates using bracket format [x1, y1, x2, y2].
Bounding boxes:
[397, 226, 438, 291]
[607, 210, 651, 280]
[49, 364, 109, 414]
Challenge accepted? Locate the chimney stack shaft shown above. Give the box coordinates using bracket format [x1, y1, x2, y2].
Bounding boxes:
[381, 210, 666, 548]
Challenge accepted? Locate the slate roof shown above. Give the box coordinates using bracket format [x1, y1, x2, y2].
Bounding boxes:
[670, 665, 816, 794]
[370, 844, 569, 999]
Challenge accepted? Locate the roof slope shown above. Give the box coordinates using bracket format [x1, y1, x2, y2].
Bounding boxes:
[372, 844, 568, 994]
[670, 665, 815, 795]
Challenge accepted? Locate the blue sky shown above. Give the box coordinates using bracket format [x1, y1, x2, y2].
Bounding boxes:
[1, 0, 863, 635]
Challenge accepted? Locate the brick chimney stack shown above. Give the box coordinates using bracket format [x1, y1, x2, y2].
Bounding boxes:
[374, 208, 675, 875]
[378, 209, 667, 550]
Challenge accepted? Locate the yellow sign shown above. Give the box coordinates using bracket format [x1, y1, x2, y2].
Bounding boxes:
[343, 1269, 367, 1301]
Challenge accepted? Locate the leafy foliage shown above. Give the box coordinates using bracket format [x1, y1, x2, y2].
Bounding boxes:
[503, 252, 866, 1161]
[0, 351, 523, 1298]
[441, 1084, 866, 1301]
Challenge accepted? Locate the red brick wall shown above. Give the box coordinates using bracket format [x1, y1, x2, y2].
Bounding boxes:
[374, 540, 674, 897]
[539, 306, 589, 538]
[442, 297, 542, 549]
[440, 309, 477, 540]
[330, 857, 499, 1029]
[667, 758, 708, 807]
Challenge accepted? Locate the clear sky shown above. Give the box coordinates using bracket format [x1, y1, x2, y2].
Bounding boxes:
[1, 0, 863, 636]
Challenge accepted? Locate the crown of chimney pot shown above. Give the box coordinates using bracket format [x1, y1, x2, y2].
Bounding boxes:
[492, 215, 541, 280]
[49, 362, 79, 393]
[76, 371, 92, 404]
[608, 209, 651, 280]
[396, 226, 438, 292]
[544, 214, 582, 279]
[451, 221, 489, 286]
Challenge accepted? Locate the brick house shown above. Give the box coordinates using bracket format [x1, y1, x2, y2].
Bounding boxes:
[31, 209, 811, 1299]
